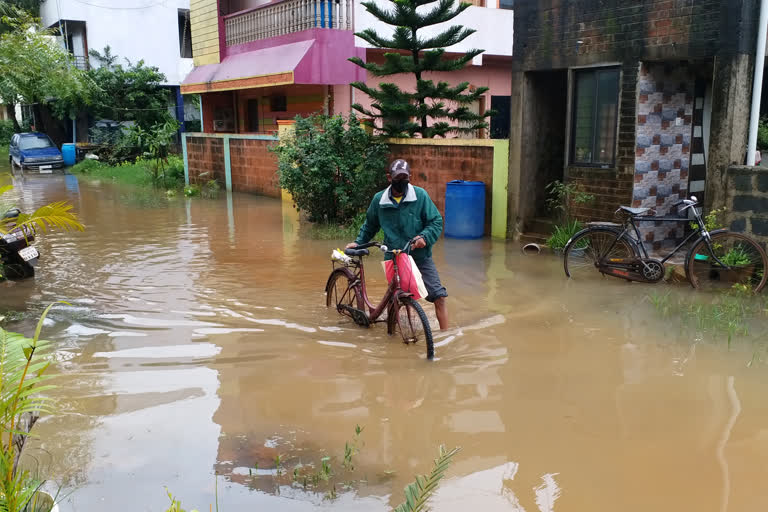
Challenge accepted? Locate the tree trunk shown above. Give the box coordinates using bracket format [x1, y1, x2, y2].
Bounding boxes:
[5, 103, 19, 132]
[31, 103, 46, 134]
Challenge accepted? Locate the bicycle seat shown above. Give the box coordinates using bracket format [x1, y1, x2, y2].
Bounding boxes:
[344, 248, 369, 257]
[619, 206, 652, 216]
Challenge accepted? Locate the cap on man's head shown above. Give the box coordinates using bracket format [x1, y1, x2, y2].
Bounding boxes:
[389, 159, 410, 179]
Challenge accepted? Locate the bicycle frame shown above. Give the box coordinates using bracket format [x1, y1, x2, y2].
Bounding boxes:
[597, 205, 729, 269]
[332, 248, 411, 324]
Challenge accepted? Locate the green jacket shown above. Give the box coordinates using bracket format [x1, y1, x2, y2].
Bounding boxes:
[355, 185, 443, 262]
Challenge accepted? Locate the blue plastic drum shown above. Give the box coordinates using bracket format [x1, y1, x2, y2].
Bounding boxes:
[62, 143, 76, 166]
[444, 180, 485, 239]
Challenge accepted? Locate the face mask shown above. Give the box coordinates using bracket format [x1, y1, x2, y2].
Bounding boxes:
[392, 180, 409, 194]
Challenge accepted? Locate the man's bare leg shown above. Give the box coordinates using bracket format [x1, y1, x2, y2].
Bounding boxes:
[434, 297, 448, 330]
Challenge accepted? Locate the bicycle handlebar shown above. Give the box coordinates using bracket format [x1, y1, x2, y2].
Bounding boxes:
[350, 238, 419, 255]
[673, 195, 699, 208]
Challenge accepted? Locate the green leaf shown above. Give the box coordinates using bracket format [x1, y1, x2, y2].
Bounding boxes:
[394, 445, 460, 512]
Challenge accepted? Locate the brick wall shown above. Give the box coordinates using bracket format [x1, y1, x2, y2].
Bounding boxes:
[726, 166, 768, 245]
[565, 167, 634, 220]
[229, 138, 280, 197]
[388, 143, 495, 234]
[185, 135, 279, 197]
[513, 0, 756, 73]
[186, 136, 226, 185]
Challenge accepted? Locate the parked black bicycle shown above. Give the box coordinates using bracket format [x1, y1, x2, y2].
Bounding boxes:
[563, 196, 768, 292]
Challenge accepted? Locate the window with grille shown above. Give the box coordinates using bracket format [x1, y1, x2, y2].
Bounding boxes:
[571, 67, 620, 166]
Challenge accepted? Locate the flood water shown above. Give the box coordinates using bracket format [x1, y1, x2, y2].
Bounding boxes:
[1, 171, 768, 511]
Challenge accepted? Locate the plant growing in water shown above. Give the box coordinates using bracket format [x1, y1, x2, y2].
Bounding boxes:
[0, 302, 62, 512]
[394, 445, 460, 512]
[545, 180, 593, 251]
[546, 219, 583, 251]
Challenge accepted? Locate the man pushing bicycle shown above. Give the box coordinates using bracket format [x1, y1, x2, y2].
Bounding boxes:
[346, 159, 449, 330]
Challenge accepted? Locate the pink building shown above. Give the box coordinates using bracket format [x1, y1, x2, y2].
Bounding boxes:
[182, 0, 513, 138]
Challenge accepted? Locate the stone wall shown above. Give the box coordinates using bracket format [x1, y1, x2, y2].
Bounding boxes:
[725, 166, 768, 245]
[388, 142, 495, 235]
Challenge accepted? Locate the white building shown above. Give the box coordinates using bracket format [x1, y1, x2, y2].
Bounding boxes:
[39, 0, 194, 86]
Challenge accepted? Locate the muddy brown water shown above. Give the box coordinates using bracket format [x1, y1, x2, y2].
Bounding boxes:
[1, 171, 768, 511]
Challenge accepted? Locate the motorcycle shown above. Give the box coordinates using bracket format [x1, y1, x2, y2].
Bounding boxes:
[0, 208, 39, 279]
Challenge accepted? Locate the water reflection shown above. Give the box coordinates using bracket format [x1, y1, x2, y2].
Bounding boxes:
[0, 173, 767, 511]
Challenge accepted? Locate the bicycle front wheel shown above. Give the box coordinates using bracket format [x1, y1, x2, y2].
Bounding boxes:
[686, 232, 768, 292]
[390, 297, 435, 360]
[326, 269, 363, 316]
[564, 227, 638, 280]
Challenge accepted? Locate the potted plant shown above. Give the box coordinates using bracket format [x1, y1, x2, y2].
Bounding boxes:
[720, 245, 756, 285]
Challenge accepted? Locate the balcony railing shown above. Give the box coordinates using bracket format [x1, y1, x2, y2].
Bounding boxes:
[225, 0, 352, 47]
[73, 55, 89, 71]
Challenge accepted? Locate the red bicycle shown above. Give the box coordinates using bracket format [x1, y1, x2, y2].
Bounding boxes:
[325, 240, 435, 360]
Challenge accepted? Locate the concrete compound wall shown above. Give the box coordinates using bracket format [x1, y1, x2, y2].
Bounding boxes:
[725, 166, 768, 245]
[184, 131, 510, 238]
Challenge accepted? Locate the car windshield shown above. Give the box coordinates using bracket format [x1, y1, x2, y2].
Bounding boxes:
[19, 136, 54, 150]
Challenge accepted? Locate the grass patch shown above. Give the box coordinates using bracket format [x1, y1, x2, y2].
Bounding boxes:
[647, 287, 767, 348]
[70, 155, 185, 190]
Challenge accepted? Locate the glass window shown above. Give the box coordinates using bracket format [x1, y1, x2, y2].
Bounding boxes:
[19, 136, 55, 150]
[178, 9, 193, 59]
[571, 67, 619, 166]
[498, 0, 513, 9]
[270, 95, 287, 112]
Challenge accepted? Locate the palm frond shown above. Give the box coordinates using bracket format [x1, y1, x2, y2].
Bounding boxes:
[394, 445, 460, 512]
[14, 202, 84, 234]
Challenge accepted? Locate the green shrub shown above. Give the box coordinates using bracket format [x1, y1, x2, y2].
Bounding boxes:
[165, 155, 185, 182]
[183, 185, 200, 197]
[0, 120, 15, 145]
[271, 114, 390, 224]
[758, 118, 768, 151]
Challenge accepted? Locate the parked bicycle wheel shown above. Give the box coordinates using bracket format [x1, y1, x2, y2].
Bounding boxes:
[325, 269, 363, 317]
[389, 297, 434, 359]
[686, 232, 768, 292]
[564, 227, 638, 279]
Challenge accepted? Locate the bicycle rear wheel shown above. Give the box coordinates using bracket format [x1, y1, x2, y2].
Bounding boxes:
[326, 269, 364, 318]
[686, 232, 768, 292]
[389, 297, 435, 360]
[563, 227, 638, 280]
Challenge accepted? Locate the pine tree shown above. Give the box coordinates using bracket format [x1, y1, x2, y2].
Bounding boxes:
[348, 0, 493, 138]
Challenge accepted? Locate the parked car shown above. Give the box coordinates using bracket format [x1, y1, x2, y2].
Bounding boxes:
[9, 132, 65, 173]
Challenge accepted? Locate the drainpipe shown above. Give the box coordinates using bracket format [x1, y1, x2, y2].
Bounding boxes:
[747, 0, 768, 166]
